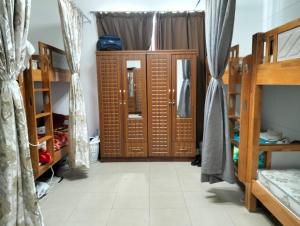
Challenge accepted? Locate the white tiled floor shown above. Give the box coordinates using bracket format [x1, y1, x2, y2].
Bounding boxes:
[40, 162, 276, 226]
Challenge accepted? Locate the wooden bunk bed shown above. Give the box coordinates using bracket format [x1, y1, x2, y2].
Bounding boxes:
[206, 45, 253, 184]
[23, 42, 71, 179]
[245, 19, 300, 226]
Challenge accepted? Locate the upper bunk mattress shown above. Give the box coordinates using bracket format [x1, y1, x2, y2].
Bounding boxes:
[257, 169, 300, 218]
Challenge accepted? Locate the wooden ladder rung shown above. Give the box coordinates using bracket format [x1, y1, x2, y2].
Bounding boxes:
[229, 92, 240, 95]
[231, 139, 239, 146]
[35, 112, 51, 119]
[229, 115, 240, 122]
[38, 135, 52, 143]
[34, 88, 50, 92]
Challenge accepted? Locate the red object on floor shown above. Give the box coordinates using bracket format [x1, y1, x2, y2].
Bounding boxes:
[39, 149, 52, 164]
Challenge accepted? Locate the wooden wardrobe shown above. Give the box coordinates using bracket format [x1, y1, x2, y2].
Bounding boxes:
[96, 50, 197, 160]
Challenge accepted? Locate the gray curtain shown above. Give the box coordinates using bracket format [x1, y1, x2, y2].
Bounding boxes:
[155, 11, 206, 143]
[177, 60, 191, 117]
[58, 0, 90, 169]
[0, 0, 44, 225]
[96, 12, 154, 50]
[201, 0, 236, 183]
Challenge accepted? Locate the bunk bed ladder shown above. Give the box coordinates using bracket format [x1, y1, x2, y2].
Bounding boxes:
[227, 46, 242, 177]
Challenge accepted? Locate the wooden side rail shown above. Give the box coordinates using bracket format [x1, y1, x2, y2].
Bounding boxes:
[259, 144, 300, 152]
[252, 180, 300, 226]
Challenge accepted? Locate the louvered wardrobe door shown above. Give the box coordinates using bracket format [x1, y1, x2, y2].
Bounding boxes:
[147, 54, 172, 157]
[97, 54, 124, 157]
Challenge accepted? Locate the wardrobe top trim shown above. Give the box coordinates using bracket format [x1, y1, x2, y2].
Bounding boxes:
[96, 49, 198, 56]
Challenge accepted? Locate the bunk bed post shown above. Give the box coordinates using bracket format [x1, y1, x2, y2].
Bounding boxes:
[245, 33, 265, 212]
[237, 55, 252, 183]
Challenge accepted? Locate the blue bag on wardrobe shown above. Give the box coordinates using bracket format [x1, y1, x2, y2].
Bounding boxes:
[97, 35, 123, 51]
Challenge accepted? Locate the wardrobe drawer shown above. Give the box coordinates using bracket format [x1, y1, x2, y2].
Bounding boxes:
[173, 142, 195, 157]
[126, 143, 147, 157]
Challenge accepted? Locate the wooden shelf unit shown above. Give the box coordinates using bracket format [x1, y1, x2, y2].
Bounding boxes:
[23, 42, 70, 179]
[245, 18, 300, 226]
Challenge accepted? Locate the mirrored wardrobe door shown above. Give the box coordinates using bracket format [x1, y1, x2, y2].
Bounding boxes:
[172, 54, 197, 157]
[123, 54, 148, 157]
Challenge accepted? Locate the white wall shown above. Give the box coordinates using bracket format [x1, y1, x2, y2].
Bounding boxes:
[231, 0, 264, 56]
[29, 0, 206, 136]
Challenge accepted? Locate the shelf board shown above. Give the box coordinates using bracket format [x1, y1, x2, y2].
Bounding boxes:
[38, 135, 52, 143]
[35, 112, 51, 119]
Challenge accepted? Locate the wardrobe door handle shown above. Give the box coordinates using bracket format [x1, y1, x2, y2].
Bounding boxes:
[123, 90, 126, 105]
[172, 89, 176, 105]
[168, 89, 172, 105]
[119, 90, 122, 105]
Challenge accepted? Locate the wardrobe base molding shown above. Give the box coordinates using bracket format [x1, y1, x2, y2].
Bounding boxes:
[100, 157, 194, 162]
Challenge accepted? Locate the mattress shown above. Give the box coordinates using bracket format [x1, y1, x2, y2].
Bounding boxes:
[257, 169, 300, 218]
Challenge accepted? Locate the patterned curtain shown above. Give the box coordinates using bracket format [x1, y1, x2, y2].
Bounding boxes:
[201, 0, 236, 184]
[58, 0, 89, 169]
[0, 0, 44, 225]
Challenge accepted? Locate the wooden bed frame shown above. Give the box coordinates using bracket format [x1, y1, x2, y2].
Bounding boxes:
[22, 42, 71, 179]
[245, 18, 300, 226]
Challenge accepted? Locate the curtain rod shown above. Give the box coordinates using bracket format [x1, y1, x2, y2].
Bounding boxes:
[90, 10, 204, 14]
[68, 0, 91, 23]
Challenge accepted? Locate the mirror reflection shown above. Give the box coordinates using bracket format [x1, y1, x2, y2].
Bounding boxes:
[177, 59, 192, 118]
[127, 60, 142, 119]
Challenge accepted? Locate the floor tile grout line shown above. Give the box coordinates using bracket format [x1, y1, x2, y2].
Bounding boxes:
[175, 162, 193, 226]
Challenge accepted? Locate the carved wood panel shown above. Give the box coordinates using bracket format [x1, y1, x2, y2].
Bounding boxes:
[147, 54, 171, 156]
[97, 55, 123, 157]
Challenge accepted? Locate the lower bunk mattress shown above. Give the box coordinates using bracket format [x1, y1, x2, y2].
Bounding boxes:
[257, 169, 300, 218]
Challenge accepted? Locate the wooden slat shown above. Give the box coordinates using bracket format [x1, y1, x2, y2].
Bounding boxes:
[38, 135, 52, 143]
[229, 92, 240, 95]
[231, 139, 239, 146]
[256, 59, 300, 85]
[252, 180, 300, 226]
[35, 112, 51, 119]
[32, 69, 42, 81]
[223, 70, 229, 84]
[259, 144, 300, 152]
[37, 164, 51, 179]
[34, 88, 50, 92]
[228, 115, 240, 123]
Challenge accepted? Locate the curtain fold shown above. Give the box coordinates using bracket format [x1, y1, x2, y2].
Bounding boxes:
[0, 0, 44, 225]
[58, 0, 89, 169]
[155, 11, 206, 143]
[201, 0, 236, 184]
[96, 12, 154, 50]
